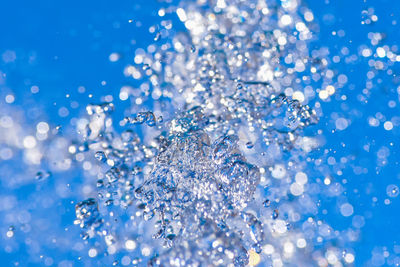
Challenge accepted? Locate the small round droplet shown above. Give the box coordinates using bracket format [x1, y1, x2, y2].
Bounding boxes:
[263, 199, 270, 207]
[132, 258, 140, 265]
[6, 226, 14, 238]
[95, 151, 106, 162]
[386, 184, 399, 198]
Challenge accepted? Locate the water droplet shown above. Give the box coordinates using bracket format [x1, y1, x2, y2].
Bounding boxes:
[154, 32, 161, 41]
[75, 198, 103, 233]
[35, 171, 52, 181]
[142, 63, 151, 70]
[95, 151, 106, 162]
[246, 141, 254, 149]
[143, 210, 155, 221]
[272, 209, 279, 219]
[386, 184, 399, 198]
[96, 179, 104, 188]
[128, 111, 157, 127]
[105, 167, 121, 183]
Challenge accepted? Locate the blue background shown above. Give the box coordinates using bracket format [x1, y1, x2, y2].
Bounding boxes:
[0, 0, 399, 265]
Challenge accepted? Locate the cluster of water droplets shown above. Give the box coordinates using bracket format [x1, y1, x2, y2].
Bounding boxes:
[135, 108, 261, 262]
[68, 0, 360, 265]
[1, 0, 400, 265]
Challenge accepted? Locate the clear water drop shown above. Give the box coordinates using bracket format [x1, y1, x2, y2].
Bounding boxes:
[95, 151, 106, 162]
[272, 209, 279, 220]
[387, 184, 399, 198]
[246, 141, 254, 149]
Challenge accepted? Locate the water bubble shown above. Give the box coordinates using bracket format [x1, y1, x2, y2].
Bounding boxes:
[246, 141, 254, 149]
[272, 209, 279, 220]
[6, 226, 15, 238]
[386, 184, 399, 198]
[95, 151, 107, 162]
[132, 258, 141, 265]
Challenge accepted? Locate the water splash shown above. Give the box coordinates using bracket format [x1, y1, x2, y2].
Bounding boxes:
[2, 0, 400, 266]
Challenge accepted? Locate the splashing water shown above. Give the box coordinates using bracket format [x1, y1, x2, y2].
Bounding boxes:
[66, 0, 352, 265]
[2, 0, 400, 266]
